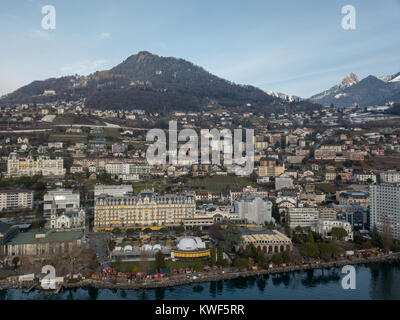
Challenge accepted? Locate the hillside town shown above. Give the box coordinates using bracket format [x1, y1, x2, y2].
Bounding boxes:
[0, 99, 399, 290]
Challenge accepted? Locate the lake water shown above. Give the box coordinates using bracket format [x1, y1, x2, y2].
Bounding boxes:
[1, 262, 400, 300]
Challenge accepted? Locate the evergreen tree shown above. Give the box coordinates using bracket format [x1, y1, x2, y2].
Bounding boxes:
[155, 250, 166, 271]
[217, 246, 224, 266]
[307, 231, 315, 243]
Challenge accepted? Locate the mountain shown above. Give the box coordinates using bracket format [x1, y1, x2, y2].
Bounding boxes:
[310, 72, 400, 107]
[379, 72, 400, 83]
[266, 91, 302, 103]
[0, 51, 318, 113]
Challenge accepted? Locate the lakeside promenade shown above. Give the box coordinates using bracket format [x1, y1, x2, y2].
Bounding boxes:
[1, 252, 400, 292]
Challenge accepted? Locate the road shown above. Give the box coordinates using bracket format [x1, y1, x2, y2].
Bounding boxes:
[87, 232, 112, 269]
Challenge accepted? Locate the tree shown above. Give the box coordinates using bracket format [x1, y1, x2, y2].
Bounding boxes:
[209, 222, 242, 251]
[217, 246, 224, 266]
[331, 227, 348, 241]
[282, 251, 291, 264]
[210, 246, 217, 265]
[271, 253, 283, 266]
[371, 224, 382, 247]
[112, 228, 121, 235]
[256, 251, 266, 266]
[12, 257, 20, 269]
[143, 228, 152, 234]
[307, 231, 315, 243]
[300, 242, 319, 257]
[381, 214, 393, 252]
[155, 250, 166, 271]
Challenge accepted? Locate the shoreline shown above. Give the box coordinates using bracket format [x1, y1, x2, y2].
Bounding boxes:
[2, 252, 400, 292]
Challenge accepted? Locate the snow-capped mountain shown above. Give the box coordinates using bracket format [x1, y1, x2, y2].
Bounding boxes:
[266, 90, 302, 102]
[310, 72, 400, 107]
[380, 72, 400, 83]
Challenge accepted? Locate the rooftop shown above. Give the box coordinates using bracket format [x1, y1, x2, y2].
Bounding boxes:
[5, 230, 83, 245]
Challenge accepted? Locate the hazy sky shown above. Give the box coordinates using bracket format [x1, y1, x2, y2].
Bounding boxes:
[1, 0, 400, 98]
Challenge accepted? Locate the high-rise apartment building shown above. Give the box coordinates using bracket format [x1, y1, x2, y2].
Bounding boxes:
[370, 184, 400, 239]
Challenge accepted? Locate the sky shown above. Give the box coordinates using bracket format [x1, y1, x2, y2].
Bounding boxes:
[0, 0, 400, 98]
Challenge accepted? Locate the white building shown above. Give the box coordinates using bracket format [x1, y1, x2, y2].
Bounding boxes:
[0, 190, 34, 211]
[354, 173, 377, 184]
[234, 195, 272, 225]
[7, 153, 65, 177]
[50, 208, 85, 230]
[370, 184, 400, 239]
[312, 219, 353, 241]
[94, 184, 133, 198]
[43, 189, 80, 218]
[275, 177, 293, 191]
[105, 162, 150, 180]
[288, 207, 319, 229]
[380, 171, 400, 184]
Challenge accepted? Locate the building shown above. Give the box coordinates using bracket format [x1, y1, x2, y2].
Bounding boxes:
[111, 144, 127, 154]
[110, 244, 171, 262]
[0, 190, 34, 211]
[194, 191, 221, 202]
[380, 171, 400, 184]
[258, 165, 285, 178]
[370, 184, 400, 239]
[94, 191, 196, 230]
[50, 206, 85, 230]
[7, 153, 66, 177]
[240, 230, 292, 253]
[288, 207, 319, 229]
[338, 191, 370, 207]
[234, 195, 272, 225]
[105, 162, 150, 180]
[275, 177, 293, 191]
[318, 207, 338, 220]
[94, 184, 133, 198]
[0, 222, 19, 245]
[43, 189, 80, 218]
[312, 220, 353, 241]
[355, 173, 377, 184]
[171, 237, 210, 261]
[0, 231, 85, 260]
[229, 186, 268, 204]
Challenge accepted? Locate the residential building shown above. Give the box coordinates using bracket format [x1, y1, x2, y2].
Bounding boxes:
[234, 195, 272, 225]
[312, 219, 353, 241]
[94, 184, 133, 198]
[0, 190, 34, 211]
[370, 184, 400, 239]
[7, 153, 65, 177]
[380, 171, 400, 184]
[288, 207, 319, 229]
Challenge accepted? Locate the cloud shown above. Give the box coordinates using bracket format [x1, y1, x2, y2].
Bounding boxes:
[61, 59, 108, 75]
[27, 28, 53, 41]
[99, 32, 111, 40]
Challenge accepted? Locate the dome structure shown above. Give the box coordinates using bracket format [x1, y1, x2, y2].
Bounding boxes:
[177, 237, 205, 251]
[152, 244, 162, 251]
[124, 245, 133, 252]
[141, 244, 153, 251]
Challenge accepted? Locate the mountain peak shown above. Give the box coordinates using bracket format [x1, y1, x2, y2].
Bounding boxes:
[341, 72, 359, 87]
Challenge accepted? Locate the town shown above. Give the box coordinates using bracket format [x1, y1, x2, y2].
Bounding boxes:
[0, 98, 399, 291]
